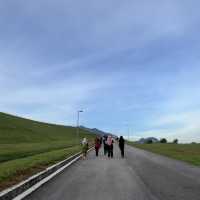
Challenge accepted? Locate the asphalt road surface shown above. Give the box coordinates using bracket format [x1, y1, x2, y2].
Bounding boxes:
[25, 144, 200, 200]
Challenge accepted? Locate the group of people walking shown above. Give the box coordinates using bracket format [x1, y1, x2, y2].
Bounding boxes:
[81, 135, 125, 159]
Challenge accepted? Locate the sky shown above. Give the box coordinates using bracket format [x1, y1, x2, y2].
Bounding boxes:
[1, 0, 200, 143]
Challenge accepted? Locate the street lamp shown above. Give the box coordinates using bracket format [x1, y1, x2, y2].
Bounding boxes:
[76, 110, 83, 145]
[124, 123, 130, 141]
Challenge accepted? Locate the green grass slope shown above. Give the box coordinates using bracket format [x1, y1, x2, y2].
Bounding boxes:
[0, 112, 95, 190]
[0, 112, 92, 144]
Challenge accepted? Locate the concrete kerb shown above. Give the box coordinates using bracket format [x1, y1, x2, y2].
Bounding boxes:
[0, 147, 94, 200]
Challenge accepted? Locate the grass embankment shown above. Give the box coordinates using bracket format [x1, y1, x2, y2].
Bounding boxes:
[128, 142, 200, 166]
[0, 112, 95, 191]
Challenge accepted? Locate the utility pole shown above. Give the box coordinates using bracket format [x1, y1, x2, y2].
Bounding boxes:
[76, 110, 83, 145]
[124, 123, 129, 141]
[128, 126, 130, 141]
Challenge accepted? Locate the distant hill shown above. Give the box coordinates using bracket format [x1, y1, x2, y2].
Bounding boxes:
[137, 137, 159, 144]
[80, 126, 117, 138]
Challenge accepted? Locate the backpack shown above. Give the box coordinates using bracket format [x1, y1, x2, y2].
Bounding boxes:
[107, 137, 112, 146]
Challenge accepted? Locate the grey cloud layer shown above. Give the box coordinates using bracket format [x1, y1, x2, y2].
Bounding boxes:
[1, 0, 200, 142]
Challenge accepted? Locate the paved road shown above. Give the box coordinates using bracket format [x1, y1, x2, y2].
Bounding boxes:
[25, 144, 200, 200]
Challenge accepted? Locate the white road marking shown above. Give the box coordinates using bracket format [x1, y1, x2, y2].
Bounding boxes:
[13, 155, 81, 200]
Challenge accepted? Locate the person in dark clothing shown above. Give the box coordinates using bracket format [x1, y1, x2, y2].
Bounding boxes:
[119, 136, 125, 158]
[103, 135, 108, 155]
[107, 135, 114, 158]
[95, 136, 101, 157]
[100, 137, 103, 145]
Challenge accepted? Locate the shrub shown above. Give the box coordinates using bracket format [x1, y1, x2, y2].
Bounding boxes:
[146, 139, 153, 144]
[173, 139, 178, 144]
[160, 138, 167, 143]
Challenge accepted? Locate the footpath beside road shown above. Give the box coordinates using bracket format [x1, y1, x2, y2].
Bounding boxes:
[24, 144, 200, 200]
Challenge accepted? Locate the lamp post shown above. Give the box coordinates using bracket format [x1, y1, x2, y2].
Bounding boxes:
[127, 126, 130, 141]
[76, 110, 83, 145]
[124, 123, 130, 141]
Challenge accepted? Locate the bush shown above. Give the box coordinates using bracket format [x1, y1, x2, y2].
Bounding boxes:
[173, 139, 178, 144]
[146, 139, 153, 144]
[160, 138, 167, 143]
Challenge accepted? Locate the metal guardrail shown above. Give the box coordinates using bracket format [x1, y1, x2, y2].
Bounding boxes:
[0, 147, 94, 200]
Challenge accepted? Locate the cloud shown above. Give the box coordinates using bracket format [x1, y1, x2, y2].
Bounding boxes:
[0, 61, 121, 125]
[1, 0, 200, 143]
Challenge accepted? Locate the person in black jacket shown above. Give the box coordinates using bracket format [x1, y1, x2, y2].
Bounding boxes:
[119, 136, 125, 158]
[103, 135, 108, 155]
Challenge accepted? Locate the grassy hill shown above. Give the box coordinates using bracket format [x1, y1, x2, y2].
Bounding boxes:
[0, 112, 95, 191]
